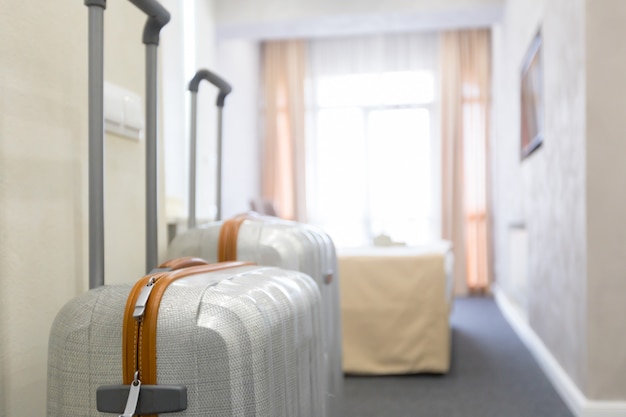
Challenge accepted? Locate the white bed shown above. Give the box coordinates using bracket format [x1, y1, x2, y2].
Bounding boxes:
[337, 241, 454, 374]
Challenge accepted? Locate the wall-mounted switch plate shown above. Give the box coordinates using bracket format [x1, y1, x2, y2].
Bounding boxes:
[104, 81, 144, 141]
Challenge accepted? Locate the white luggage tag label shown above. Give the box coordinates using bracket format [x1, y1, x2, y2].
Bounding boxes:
[120, 372, 141, 417]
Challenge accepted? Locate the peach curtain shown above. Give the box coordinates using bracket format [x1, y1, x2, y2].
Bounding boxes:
[260, 40, 307, 221]
[441, 29, 492, 294]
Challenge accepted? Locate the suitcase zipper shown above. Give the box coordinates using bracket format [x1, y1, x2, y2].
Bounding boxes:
[122, 272, 167, 386]
[133, 275, 159, 319]
[122, 261, 254, 387]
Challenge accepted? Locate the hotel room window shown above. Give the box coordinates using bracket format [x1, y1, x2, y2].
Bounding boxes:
[307, 66, 439, 248]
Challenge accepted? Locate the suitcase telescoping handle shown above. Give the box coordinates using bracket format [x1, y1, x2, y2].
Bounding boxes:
[127, 0, 170, 44]
[188, 69, 232, 106]
[138, 0, 170, 275]
[85, 0, 107, 290]
[187, 70, 232, 229]
[85, 0, 170, 290]
[86, 2, 187, 415]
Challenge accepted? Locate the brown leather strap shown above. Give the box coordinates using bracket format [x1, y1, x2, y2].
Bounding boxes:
[218, 213, 257, 262]
[122, 261, 254, 386]
[159, 256, 210, 270]
[122, 272, 165, 384]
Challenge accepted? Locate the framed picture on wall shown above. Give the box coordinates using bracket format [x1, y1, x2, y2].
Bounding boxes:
[520, 30, 544, 160]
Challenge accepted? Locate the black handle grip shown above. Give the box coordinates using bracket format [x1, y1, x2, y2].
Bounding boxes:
[97, 384, 187, 414]
[85, 0, 106, 8]
[128, 0, 169, 24]
[189, 69, 233, 107]
[127, 0, 171, 45]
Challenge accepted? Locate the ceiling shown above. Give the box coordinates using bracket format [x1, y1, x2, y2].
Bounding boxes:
[215, 2, 504, 40]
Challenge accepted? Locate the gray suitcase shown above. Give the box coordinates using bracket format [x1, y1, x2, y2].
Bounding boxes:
[47, 261, 325, 417]
[47, 2, 325, 415]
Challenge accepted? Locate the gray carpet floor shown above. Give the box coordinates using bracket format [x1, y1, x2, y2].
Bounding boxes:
[339, 297, 575, 417]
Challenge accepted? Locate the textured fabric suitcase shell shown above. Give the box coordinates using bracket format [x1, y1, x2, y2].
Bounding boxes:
[47, 265, 324, 417]
[167, 215, 343, 415]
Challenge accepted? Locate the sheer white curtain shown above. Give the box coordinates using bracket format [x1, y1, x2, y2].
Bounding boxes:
[440, 29, 491, 294]
[306, 33, 440, 248]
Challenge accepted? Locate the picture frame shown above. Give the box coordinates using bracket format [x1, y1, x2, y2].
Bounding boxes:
[520, 30, 544, 160]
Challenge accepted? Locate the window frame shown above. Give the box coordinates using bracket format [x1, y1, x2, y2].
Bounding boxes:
[305, 70, 442, 247]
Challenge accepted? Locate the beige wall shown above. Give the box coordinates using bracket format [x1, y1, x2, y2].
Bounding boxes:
[1, 3, 87, 415]
[527, 0, 587, 392]
[585, 0, 626, 400]
[493, 0, 587, 394]
[104, 0, 154, 284]
[490, 0, 543, 314]
[0, 0, 170, 414]
[493, 0, 626, 401]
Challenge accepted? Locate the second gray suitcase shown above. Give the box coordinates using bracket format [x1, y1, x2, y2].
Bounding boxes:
[168, 213, 344, 417]
[169, 68, 344, 417]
